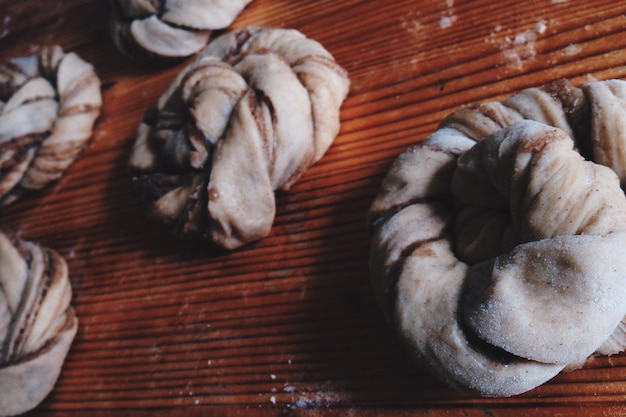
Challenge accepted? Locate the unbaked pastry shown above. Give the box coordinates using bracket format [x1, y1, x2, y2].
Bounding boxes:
[110, 0, 254, 59]
[0, 229, 78, 416]
[368, 79, 626, 397]
[129, 26, 350, 249]
[0, 46, 102, 207]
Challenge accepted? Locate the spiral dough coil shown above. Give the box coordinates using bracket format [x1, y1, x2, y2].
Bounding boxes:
[368, 79, 626, 397]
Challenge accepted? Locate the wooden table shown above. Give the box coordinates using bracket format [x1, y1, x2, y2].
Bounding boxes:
[3, 0, 626, 415]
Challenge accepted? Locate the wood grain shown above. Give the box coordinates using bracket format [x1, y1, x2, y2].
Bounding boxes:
[2, 0, 626, 415]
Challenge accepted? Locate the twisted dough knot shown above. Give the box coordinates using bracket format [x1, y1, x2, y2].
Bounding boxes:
[130, 26, 350, 249]
[0, 46, 102, 207]
[110, 0, 253, 59]
[0, 229, 77, 417]
[368, 79, 626, 397]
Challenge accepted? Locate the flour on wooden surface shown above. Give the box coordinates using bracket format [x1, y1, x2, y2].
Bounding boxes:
[487, 19, 549, 70]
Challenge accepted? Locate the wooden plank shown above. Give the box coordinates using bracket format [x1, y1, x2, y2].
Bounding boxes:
[0, 0, 626, 415]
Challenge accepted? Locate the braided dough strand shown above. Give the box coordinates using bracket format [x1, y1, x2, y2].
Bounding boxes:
[0, 46, 102, 207]
[110, 0, 254, 59]
[130, 27, 350, 249]
[369, 79, 626, 397]
[0, 229, 77, 416]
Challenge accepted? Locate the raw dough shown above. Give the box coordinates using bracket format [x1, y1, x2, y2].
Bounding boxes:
[0, 46, 102, 207]
[110, 0, 254, 59]
[368, 79, 626, 396]
[129, 26, 350, 249]
[0, 229, 78, 416]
